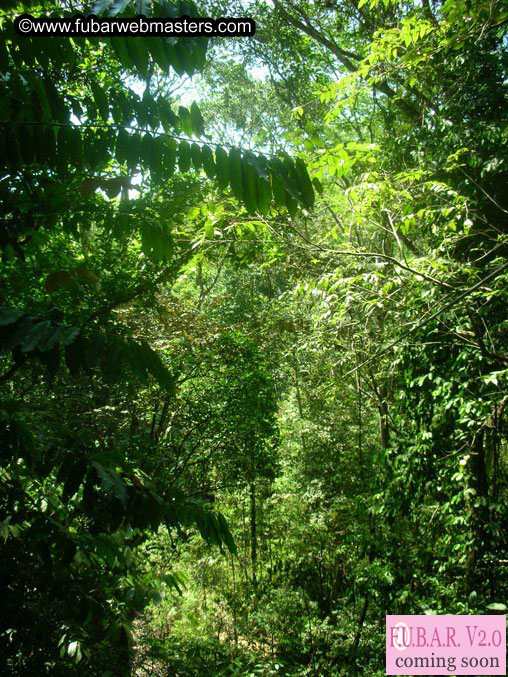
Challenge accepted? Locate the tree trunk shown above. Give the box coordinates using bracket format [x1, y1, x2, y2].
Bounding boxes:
[468, 430, 489, 579]
[378, 384, 390, 450]
[250, 481, 257, 588]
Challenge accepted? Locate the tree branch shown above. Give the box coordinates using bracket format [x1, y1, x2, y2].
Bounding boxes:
[271, 0, 422, 123]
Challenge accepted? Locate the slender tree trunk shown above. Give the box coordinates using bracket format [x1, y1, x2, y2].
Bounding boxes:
[378, 383, 390, 450]
[268, 517, 273, 584]
[250, 481, 257, 588]
[355, 367, 364, 483]
[241, 495, 249, 585]
[468, 430, 489, 580]
[471, 430, 489, 500]
[349, 595, 369, 663]
[231, 554, 238, 647]
[293, 352, 308, 454]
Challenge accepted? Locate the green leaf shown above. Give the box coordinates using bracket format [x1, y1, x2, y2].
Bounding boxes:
[190, 102, 205, 136]
[486, 603, 507, 611]
[178, 140, 192, 173]
[271, 170, 286, 209]
[42, 126, 57, 169]
[140, 90, 158, 129]
[0, 308, 24, 326]
[43, 79, 68, 123]
[90, 82, 109, 122]
[228, 148, 243, 201]
[35, 327, 60, 353]
[312, 176, 324, 195]
[249, 153, 270, 180]
[63, 460, 88, 501]
[115, 128, 130, 165]
[0, 316, 34, 353]
[216, 512, 237, 555]
[190, 142, 202, 170]
[141, 224, 173, 263]
[93, 463, 128, 508]
[20, 320, 51, 352]
[286, 193, 298, 219]
[38, 325, 78, 352]
[67, 640, 78, 657]
[282, 157, 303, 203]
[150, 135, 165, 178]
[56, 325, 80, 347]
[215, 145, 229, 191]
[175, 40, 195, 76]
[135, 0, 152, 15]
[147, 38, 170, 71]
[165, 43, 185, 76]
[56, 126, 71, 176]
[178, 105, 194, 136]
[141, 223, 156, 259]
[242, 155, 258, 214]
[128, 338, 174, 389]
[192, 37, 208, 70]
[201, 144, 216, 179]
[257, 176, 272, 215]
[158, 99, 179, 132]
[69, 127, 83, 169]
[295, 158, 315, 209]
[162, 572, 185, 595]
[82, 466, 99, 513]
[162, 137, 177, 177]
[125, 37, 149, 77]
[110, 0, 131, 15]
[141, 132, 153, 169]
[90, 0, 114, 14]
[126, 131, 142, 172]
[109, 37, 132, 71]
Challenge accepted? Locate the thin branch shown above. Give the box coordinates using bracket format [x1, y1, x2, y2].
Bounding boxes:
[270, 0, 422, 123]
[340, 260, 508, 380]
[271, 0, 359, 69]
[0, 120, 297, 159]
[287, 218, 458, 290]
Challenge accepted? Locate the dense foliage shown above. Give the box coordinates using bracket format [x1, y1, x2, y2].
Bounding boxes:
[1, 0, 507, 674]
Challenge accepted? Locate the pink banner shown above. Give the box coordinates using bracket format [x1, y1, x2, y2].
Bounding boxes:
[386, 615, 506, 675]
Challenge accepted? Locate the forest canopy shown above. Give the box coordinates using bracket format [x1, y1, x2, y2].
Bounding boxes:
[1, 0, 507, 674]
